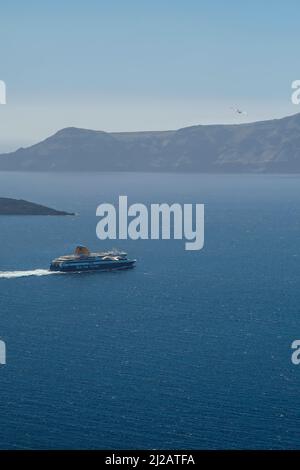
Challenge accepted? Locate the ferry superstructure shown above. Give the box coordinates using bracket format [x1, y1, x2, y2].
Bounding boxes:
[50, 246, 136, 272]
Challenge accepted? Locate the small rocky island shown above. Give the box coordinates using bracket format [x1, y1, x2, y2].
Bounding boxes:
[0, 197, 74, 215]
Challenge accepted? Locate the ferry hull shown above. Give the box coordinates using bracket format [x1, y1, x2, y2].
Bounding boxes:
[50, 259, 136, 273]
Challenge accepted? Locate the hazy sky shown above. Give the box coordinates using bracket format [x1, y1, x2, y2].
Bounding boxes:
[1, 0, 300, 151]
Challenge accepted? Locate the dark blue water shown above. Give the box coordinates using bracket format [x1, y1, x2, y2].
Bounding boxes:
[0, 172, 300, 449]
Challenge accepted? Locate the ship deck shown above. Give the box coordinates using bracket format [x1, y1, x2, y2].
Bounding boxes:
[53, 251, 127, 262]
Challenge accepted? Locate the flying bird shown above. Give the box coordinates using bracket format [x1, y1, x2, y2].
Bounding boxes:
[230, 106, 247, 116]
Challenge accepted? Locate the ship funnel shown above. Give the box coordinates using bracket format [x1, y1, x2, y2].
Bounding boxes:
[74, 245, 90, 256]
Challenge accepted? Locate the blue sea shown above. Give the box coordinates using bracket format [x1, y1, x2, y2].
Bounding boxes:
[0, 172, 300, 450]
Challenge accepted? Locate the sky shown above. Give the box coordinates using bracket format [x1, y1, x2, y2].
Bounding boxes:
[0, 0, 300, 151]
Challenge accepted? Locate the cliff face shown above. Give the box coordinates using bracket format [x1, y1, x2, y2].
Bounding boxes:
[1, 113, 300, 173]
[0, 198, 74, 215]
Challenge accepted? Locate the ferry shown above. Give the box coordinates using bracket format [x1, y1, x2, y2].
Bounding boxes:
[50, 245, 136, 272]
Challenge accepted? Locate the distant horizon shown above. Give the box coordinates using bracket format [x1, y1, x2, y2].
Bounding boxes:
[1, 110, 300, 154]
[1, 1, 300, 152]
[1, 109, 300, 174]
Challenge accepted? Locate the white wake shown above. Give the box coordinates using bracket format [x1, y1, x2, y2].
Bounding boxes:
[0, 269, 58, 279]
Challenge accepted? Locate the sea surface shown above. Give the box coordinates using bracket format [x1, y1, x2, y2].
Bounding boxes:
[0, 172, 300, 449]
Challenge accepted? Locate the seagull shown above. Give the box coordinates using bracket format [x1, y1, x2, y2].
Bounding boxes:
[230, 106, 247, 116]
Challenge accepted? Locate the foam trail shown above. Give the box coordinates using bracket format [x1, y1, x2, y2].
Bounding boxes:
[0, 269, 59, 279]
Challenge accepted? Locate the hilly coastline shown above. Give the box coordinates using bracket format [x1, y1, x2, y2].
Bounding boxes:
[1, 113, 300, 173]
[0, 198, 74, 215]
